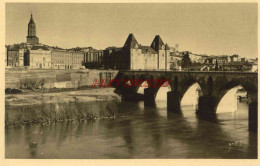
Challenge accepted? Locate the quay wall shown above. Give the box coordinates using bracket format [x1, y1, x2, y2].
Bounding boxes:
[5, 67, 118, 89]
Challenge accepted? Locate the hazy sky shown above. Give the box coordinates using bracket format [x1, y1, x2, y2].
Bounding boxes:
[6, 3, 258, 58]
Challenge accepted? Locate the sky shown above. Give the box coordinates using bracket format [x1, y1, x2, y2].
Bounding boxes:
[5, 3, 258, 58]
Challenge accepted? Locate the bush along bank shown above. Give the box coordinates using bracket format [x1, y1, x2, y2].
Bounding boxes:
[5, 100, 125, 126]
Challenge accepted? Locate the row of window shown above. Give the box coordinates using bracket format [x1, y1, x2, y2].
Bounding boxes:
[35, 63, 50, 67]
[51, 60, 82, 64]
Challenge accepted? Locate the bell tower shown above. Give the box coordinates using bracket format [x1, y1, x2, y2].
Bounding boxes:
[26, 13, 39, 45]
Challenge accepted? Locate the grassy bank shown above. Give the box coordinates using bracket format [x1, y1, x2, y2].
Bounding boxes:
[5, 100, 123, 126]
[5, 87, 121, 106]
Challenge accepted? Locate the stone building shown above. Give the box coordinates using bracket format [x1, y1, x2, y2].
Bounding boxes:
[25, 45, 51, 68]
[51, 49, 84, 69]
[72, 51, 84, 69]
[216, 56, 228, 64]
[51, 49, 73, 69]
[103, 33, 171, 70]
[6, 45, 26, 67]
[169, 52, 182, 71]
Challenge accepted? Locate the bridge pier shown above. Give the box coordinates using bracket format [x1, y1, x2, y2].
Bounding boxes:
[249, 102, 257, 133]
[144, 88, 156, 107]
[167, 90, 181, 112]
[197, 96, 216, 114]
[122, 93, 144, 102]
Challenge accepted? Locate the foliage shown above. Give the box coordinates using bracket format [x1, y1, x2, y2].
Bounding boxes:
[19, 75, 46, 90]
[5, 101, 120, 126]
[181, 52, 192, 68]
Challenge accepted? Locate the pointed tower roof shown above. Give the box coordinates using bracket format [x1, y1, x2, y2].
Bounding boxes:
[165, 43, 171, 50]
[150, 35, 165, 51]
[123, 33, 139, 48]
[29, 13, 35, 24]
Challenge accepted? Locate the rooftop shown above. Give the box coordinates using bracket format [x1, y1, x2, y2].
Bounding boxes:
[30, 45, 49, 50]
[140, 46, 157, 54]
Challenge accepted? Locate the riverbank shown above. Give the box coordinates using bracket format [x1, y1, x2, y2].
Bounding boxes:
[5, 87, 121, 106]
[5, 88, 123, 126]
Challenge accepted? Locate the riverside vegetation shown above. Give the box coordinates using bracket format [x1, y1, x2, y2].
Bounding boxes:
[5, 101, 123, 126]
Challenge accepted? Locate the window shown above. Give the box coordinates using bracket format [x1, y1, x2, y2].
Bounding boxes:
[161, 45, 165, 49]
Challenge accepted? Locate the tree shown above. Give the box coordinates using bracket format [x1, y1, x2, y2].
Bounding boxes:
[181, 52, 192, 68]
[39, 78, 46, 90]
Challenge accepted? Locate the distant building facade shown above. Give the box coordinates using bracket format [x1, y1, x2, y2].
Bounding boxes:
[72, 51, 84, 69]
[169, 52, 182, 71]
[228, 54, 239, 62]
[51, 49, 73, 69]
[25, 46, 51, 68]
[51, 49, 84, 69]
[83, 49, 104, 68]
[7, 48, 19, 66]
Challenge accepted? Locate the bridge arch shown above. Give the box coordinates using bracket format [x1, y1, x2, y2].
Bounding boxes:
[181, 82, 202, 106]
[134, 74, 148, 94]
[217, 84, 245, 113]
[137, 80, 149, 94]
[215, 79, 256, 113]
[155, 80, 172, 101]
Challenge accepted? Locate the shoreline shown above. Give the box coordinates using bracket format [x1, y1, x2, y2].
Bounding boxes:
[5, 87, 121, 106]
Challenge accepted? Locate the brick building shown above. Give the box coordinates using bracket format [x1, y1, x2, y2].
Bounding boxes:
[103, 33, 171, 70]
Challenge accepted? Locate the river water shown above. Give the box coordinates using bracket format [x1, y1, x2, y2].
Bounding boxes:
[5, 100, 257, 159]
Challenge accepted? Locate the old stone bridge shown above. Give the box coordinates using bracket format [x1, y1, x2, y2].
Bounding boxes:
[112, 70, 258, 132]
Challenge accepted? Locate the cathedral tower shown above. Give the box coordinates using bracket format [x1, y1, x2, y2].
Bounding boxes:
[26, 13, 39, 45]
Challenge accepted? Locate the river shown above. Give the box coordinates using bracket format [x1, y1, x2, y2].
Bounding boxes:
[5, 100, 257, 159]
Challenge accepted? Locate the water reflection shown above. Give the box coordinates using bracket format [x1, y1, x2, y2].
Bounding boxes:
[5, 100, 256, 159]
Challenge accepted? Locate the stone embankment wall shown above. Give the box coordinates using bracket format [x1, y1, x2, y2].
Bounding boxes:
[5, 68, 118, 89]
